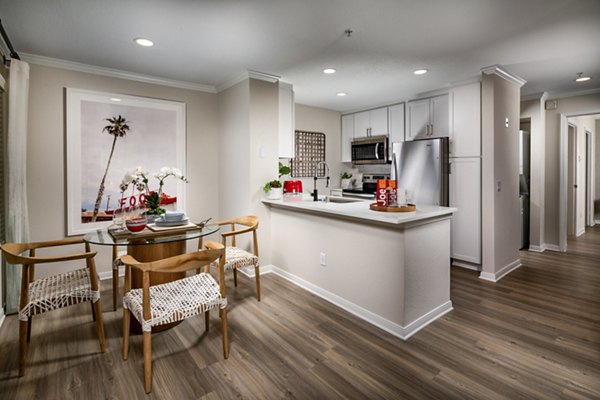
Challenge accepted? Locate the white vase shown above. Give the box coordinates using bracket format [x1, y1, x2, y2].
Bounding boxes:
[341, 178, 352, 189]
[268, 187, 283, 200]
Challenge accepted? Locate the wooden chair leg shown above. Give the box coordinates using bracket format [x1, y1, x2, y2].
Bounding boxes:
[112, 264, 119, 312]
[122, 309, 131, 360]
[143, 331, 152, 394]
[93, 300, 106, 353]
[19, 319, 28, 376]
[220, 308, 229, 359]
[255, 265, 261, 301]
[233, 268, 238, 287]
[204, 310, 210, 331]
[26, 317, 32, 343]
[90, 302, 97, 322]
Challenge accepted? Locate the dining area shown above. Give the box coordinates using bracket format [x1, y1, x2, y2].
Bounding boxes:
[0, 210, 261, 395]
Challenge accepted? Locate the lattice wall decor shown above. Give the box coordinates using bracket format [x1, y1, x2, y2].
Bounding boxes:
[291, 130, 326, 177]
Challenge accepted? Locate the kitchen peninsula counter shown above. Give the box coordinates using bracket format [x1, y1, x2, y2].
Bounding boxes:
[262, 197, 456, 340]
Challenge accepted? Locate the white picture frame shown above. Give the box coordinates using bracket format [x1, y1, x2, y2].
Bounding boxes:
[66, 88, 186, 235]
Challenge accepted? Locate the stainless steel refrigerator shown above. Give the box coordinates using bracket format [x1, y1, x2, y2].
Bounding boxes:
[390, 138, 449, 206]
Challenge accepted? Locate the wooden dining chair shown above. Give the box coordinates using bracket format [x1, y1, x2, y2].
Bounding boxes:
[121, 241, 228, 394]
[0, 238, 106, 376]
[212, 216, 261, 301]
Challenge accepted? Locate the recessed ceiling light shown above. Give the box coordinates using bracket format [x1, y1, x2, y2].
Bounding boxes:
[110, 97, 122, 102]
[414, 69, 428, 75]
[323, 68, 336, 74]
[336, 92, 347, 97]
[574, 72, 591, 82]
[134, 37, 154, 47]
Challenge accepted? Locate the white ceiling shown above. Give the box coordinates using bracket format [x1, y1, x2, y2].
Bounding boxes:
[0, 0, 599, 112]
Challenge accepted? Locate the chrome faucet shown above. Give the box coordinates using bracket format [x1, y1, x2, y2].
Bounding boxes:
[312, 161, 330, 201]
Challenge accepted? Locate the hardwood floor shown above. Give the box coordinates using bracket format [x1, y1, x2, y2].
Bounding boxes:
[1, 227, 599, 399]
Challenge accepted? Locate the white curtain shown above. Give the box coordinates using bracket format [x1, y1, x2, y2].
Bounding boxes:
[5, 59, 30, 314]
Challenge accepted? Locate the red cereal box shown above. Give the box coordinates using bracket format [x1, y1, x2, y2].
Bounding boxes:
[377, 179, 388, 206]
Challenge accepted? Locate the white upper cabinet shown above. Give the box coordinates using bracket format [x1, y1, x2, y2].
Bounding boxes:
[450, 82, 481, 157]
[341, 114, 354, 162]
[278, 82, 295, 158]
[388, 103, 405, 144]
[354, 107, 388, 138]
[406, 93, 450, 141]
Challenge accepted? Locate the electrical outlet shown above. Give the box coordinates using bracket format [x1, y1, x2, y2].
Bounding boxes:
[319, 252, 327, 266]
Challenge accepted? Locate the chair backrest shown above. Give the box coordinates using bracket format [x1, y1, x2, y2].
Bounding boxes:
[121, 240, 226, 293]
[218, 215, 259, 256]
[1, 237, 95, 265]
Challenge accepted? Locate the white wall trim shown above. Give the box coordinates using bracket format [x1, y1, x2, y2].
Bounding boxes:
[559, 114, 569, 252]
[0, 308, 5, 329]
[268, 265, 452, 340]
[21, 52, 217, 93]
[479, 259, 521, 282]
[481, 65, 527, 87]
[528, 244, 545, 252]
[576, 228, 586, 237]
[216, 70, 280, 93]
[544, 244, 562, 252]
[452, 260, 481, 271]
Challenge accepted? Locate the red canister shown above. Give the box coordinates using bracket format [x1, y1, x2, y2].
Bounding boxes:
[283, 180, 303, 194]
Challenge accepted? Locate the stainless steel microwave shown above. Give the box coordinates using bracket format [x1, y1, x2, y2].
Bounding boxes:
[351, 135, 389, 164]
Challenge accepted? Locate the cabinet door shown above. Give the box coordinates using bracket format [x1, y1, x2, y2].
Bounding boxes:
[341, 114, 354, 162]
[354, 111, 371, 138]
[449, 157, 481, 265]
[451, 83, 480, 157]
[369, 107, 389, 136]
[406, 98, 430, 140]
[430, 94, 450, 138]
[388, 103, 405, 144]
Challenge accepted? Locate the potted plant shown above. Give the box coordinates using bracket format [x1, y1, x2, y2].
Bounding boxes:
[263, 179, 283, 200]
[341, 171, 353, 189]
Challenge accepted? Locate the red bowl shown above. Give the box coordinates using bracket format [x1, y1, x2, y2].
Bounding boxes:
[283, 180, 303, 194]
[126, 217, 147, 232]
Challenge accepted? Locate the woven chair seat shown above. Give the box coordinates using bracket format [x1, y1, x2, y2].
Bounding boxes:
[123, 272, 227, 332]
[19, 267, 100, 322]
[211, 246, 259, 271]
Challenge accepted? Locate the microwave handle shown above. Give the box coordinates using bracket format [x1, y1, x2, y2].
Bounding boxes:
[375, 143, 379, 159]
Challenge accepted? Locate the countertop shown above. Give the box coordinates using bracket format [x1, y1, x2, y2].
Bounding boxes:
[262, 196, 456, 226]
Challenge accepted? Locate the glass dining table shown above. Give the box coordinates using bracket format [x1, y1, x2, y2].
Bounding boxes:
[84, 223, 220, 332]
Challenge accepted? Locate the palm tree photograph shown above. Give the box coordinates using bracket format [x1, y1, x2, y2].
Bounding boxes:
[66, 89, 186, 234]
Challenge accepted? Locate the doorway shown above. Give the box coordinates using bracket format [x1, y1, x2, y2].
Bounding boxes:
[567, 123, 578, 237]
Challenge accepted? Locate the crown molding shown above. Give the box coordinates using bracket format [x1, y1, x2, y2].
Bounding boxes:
[481, 64, 527, 87]
[216, 69, 281, 93]
[21, 53, 217, 93]
[544, 87, 600, 101]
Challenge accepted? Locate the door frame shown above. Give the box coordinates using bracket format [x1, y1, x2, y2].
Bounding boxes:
[566, 123, 577, 237]
[559, 110, 600, 252]
[585, 130, 595, 227]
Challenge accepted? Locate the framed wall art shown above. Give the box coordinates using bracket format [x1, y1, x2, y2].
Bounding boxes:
[66, 88, 186, 235]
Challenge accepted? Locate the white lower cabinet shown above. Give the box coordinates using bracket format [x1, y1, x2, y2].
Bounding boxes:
[449, 157, 481, 267]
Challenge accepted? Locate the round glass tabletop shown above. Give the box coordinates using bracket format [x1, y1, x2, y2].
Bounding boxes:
[83, 223, 220, 246]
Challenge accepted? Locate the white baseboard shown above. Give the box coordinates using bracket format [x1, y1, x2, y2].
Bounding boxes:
[98, 263, 273, 281]
[527, 244, 545, 252]
[98, 267, 123, 281]
[479, 259, 521, 283]
[576, 228, 586, 237]
[544, 244, 562, 252]
[452, 260, 481, 271]
[268, 265, 452, 340]
[0, 307, 5, 329]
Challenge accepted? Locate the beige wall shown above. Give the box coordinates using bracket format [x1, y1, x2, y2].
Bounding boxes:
[289, 103, 342, 193]
[543, 93, 600, 247]
[27, 64, 219, 277]
[481, 73, 521, 280]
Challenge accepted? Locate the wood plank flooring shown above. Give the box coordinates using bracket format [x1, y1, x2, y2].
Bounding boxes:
[1, 226, 599, 399]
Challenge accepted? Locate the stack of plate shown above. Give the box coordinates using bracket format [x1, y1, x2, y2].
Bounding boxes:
[155, 211, 189, 227]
